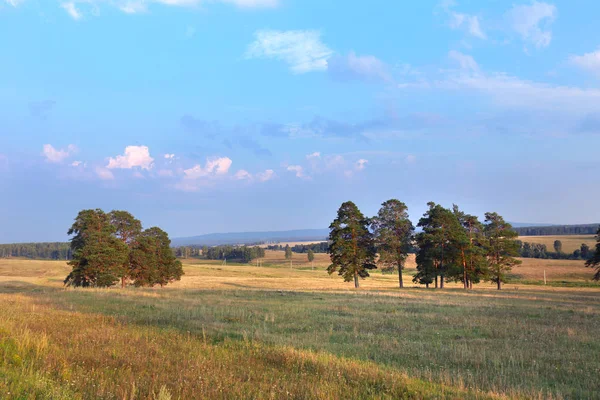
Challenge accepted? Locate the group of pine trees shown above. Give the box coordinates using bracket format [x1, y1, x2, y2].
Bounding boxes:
[64, 209, 183, 288]
[327, 200, 522, 290]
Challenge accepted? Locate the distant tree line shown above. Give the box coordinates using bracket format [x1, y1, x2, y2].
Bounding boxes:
[64, 209, 183, 288]
[266, 242, 329, 254]
[516, 240, 595, 261]
[172, 245, 265, 263]
[0, 242, 72, 260]
[327, 200, 521, 290]
[514, 224, 599, 236]
[204, 245, 265, 263]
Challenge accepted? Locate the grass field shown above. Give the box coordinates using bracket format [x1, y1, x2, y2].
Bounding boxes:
[518, 235, 596, 253]
[1, 255, 599, 399]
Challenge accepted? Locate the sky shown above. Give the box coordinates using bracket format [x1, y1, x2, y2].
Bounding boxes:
[1, 0, 599, 242]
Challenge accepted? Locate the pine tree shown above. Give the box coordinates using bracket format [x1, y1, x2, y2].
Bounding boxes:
[585, 227, 600, 280]
[372, 199, 414, 288]
[130, 227, 183, 287]
[64, 209, 129, 287]
[554, 240, 563, 254]
[483, 212, 521, 290]
[452, 205, 487, 289]
[109, 210, 142, 287]
[284, 245, 292, 260]
[414, 203, 462, 289]
[327, 201, 376, 288]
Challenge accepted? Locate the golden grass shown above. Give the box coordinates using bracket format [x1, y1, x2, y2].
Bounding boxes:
[1, 258, 600, 398]
[518, 235, 596, 253]
[1, 293, 495, 399]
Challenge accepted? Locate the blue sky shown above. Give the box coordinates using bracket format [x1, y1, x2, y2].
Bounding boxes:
[1, 0, 599, 242]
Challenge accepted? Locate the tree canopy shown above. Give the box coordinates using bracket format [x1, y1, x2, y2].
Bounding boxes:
[64, 209, 183, 288]
[327, 201, 376, 288]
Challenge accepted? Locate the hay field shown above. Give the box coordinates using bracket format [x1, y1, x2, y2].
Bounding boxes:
[1, 257, 600, 399]
[518, 234, 596, 253]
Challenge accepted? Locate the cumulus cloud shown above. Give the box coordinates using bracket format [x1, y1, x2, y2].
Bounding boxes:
[570, 49, 600, 76]
[183, 157, 232, 179]
[355, 159, 368, 171]
[234, 168, 275, 182]
[405, 154, 417, 164]
[107, 145, 154, 170]
[256, 169, 275, 182]
[246, 30, 333, 74]
[507, 1, 556, 48]
[42, 144, 78, 163]
[286, 165, 306, 178]
[234, 169, 252, 180]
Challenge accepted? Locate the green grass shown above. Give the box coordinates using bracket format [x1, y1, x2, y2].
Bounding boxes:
[4, 284, 600, 399]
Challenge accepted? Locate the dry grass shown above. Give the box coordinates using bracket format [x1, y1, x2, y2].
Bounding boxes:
[518, 235, 596, 253]
[1, 258, 600, 399]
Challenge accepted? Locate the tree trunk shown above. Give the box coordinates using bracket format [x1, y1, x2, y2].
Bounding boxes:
[121, 277, 125, 288]
[440, 275, 444, 289]
[470, 280, 473, 289]
[435, 275, 438, 289]
[497, 280, 501, 290]
[426, 282, 429, 289]
[354, 272, 359, 289]
[398, 265, 403, 288]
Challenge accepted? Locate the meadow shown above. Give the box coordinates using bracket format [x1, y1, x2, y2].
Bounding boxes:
[1, 251, 599, 399]
[518, 234, 596, 253]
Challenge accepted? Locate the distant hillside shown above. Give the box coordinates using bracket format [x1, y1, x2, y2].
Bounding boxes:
[171, 229, 329, 247]
[515, 224, 600, 236]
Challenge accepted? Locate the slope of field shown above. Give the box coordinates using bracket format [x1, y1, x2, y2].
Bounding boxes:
[518, 235, 596, 253]
[1, 258, 599, 399]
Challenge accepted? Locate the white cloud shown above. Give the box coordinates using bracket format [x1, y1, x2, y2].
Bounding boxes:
[61, 2, 82, 20]
[4, 0, 24, 6]
[448, 50, 479, 72]
[42, 144, 78, 163]
[440, 1, 486, 39]
[324, 154, 345, 169]
[95, 167, 115, 181]
[256, 169, 275, 182]
[328, 52, 392, 83]
[246, 30, 333, 74]
[449, 12, 486, 39]
[183, 157, 232, 179]
[234, 169, 252, 180]
[120, 1, 146, 13]
[306, 152, 321, 160]
[570, 49, 600, 76]
[107, 145, 154, 170]
[287, 165, 305, 178]
[355, 159, 368, 171]
[234, 168, 275, 182]
[507, 1, 556, 48]
[71, 161, 83, 167]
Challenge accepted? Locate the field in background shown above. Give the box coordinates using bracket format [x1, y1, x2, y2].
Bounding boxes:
[1, 256, 599, 399]
[518, 234, 596, 253]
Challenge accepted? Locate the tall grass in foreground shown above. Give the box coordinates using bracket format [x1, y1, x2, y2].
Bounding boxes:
[0, 294, 493, 399]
